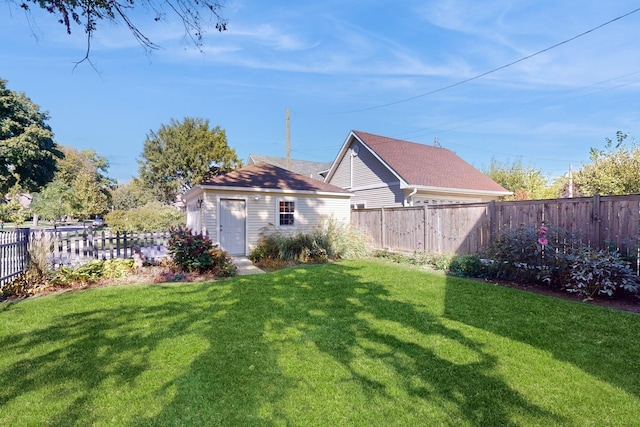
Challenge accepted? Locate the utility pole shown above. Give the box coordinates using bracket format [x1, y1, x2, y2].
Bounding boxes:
[568, 165, 573, 198]
[286, 107, 291, 169]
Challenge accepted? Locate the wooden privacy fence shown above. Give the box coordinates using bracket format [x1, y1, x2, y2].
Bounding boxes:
[351, 194, 640, 258]
[0, 229, 30, 285]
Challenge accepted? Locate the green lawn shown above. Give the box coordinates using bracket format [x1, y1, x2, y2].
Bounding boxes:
[1, 260, 639, 426]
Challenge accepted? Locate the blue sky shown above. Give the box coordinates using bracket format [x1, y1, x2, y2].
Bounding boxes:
[2, 1, 640, 183]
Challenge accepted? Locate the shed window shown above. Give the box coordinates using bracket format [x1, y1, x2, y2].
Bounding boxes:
[279, 200, 295, 226]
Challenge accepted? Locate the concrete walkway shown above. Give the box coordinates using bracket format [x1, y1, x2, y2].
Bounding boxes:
[232, 256, 265, 275]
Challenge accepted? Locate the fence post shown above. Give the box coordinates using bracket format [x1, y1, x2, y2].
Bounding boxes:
[592, 193, 601, 247]
[423, 205, 428, 253]
[381, 207, 386, 249]
[488, 200, 497, 246]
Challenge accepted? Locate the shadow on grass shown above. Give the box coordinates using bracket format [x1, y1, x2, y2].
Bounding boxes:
[143, 263, 561, 425]
[0, 262, 564, 425]
[443, 274, 640, 398]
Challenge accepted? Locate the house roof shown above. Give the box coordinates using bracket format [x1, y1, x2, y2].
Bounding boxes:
[199, 162, 351, 195]
[246, 154, 331, 180]
[348, 130, 510, 194]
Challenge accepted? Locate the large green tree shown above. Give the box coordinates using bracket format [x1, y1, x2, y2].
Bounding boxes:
[56, 146, 113, 219]
[483, 158, 554, 200]
[30, 180, 74, 226]
[0, 79, 63, 195]
[12, 0, 227, 60]
[138, 117, 242, 204]
[31, 146, 114, 222]
[574, 132, 640, 196]
[111, 178, 158, 211]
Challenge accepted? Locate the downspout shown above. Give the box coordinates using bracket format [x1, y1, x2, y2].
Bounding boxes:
[405, 187, 418, 207]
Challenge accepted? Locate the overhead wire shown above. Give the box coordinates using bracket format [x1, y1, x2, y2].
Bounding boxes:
[335, 7, 640, 114]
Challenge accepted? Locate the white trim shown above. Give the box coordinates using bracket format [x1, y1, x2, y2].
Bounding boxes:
[216, 195, 249, 256]
[192, 185, 351, 198]
[349, 181, 402, 192]
[350, 200, 367, 209]
[276, 196, 297, 229]
[324, 131, 407, 186]
[399, 184, 512, 197]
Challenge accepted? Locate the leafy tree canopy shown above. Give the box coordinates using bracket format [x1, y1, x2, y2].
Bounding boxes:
[111, 178, 159, 211]
[483, 158, 554, 200]
[30, 179, 74, 225]
[138, 117, 242, 204]
[0, 78, 63, 195]
[12, 0, 227, 60]
[574, 132, 640, 196]
[55, 146, 114, 219]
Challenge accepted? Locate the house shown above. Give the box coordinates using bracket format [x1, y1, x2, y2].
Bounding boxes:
[182, 162, 352, 256]
[246, 154, 332, 181]
[324, 130, 511, 209]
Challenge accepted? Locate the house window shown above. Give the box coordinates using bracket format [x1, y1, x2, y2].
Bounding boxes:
[278, 200, 295, 226]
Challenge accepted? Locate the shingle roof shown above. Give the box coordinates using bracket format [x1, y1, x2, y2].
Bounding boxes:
[352, 130, 509, 193]
[247, 154, 331, 180]
[201, 162, 350, 194]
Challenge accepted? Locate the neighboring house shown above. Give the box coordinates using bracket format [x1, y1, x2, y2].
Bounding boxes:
[324, 130, 512, 209]
[183, 162, 352, 256]
[246, 154, 332, 181]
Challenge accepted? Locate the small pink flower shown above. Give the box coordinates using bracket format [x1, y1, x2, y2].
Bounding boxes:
[539, 226, 548, 235]
[538, 237, 548, 246]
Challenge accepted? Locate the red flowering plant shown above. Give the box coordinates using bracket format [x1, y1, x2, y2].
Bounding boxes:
[484, 223, 574, 287]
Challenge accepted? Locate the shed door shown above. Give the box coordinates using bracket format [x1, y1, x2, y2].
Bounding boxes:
[220, 199, 246, 255]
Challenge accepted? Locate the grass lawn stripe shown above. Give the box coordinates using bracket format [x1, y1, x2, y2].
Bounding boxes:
[0, 260, 639, 426]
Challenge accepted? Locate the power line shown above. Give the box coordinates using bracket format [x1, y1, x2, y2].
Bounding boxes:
[336, 7, 640, 114]
[394, 69, 640, 141]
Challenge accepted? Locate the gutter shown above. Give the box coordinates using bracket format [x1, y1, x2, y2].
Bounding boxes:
[405, 187, 418, 206]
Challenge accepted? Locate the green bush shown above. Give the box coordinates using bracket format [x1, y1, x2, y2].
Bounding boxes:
[372, 250, 455, 272]
[448, 254, 486, 277]
[166, 227, 237, 277]
[484, 224, 574, 286]
[105, 202, 185, 232]
[249, 218, 370, 267]
[568, 248, 640, 299]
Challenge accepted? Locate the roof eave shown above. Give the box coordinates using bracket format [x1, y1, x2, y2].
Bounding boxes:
[194, 184, 353, 198]
[401, 184, 512, 197]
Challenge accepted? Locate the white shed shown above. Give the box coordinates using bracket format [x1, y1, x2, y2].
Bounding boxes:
[183, 162, 352, 256]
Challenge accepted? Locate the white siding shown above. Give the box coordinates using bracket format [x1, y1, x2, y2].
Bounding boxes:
[351, 185, 405, 209]
[197, 189, 351, 255]
[202, 192, 218, 242]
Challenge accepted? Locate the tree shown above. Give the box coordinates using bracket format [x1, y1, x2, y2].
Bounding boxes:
[573, 132, 640, 196]
[13, 0, 228, 61]
[138, 117, 242, 204]
[483, 158, 553, 200]
[111, 178, 158, 211]
[72, 170, 110, 221]
[0, 79, 63, 195]
[54, 146, 114, 218]
[30, 180, 74, 226]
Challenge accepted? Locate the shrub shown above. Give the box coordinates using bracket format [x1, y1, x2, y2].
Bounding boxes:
[51, 260, 105, 287]
[106, 202, 185, 232]
[0, 234, 55, 299]
[166, 227, 237, 277]
[102, 258, 136, 279]
[372, 250, 456, 272]
[484, 224, 575, 286]
[250, 218, 370, 268]
[567, 248, 640, 299]
[448, 254, 486, 277]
